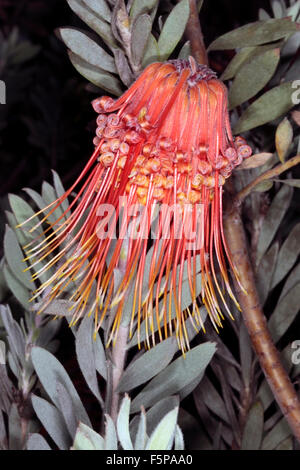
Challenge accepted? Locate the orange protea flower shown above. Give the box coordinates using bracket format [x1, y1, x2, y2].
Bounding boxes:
[20, 57, 252, 352]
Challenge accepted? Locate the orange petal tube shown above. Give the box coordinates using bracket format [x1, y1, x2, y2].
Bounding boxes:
[21, 57, 252, 353]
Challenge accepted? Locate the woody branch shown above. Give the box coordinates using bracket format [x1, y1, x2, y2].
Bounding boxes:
[184, 0, 300, 443]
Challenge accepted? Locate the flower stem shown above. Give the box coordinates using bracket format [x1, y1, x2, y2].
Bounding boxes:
[235, 154, 300, 204]
[107, 324, 128, 423]
[185, 4, 300, 443]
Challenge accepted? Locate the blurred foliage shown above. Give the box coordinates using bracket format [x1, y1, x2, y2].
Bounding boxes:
[0, 0, 300, 451]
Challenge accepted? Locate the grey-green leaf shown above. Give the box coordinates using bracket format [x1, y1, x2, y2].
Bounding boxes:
[174, 425, 185, 450]
[142, 33, 159, 67]
[4, 225, 32, 289]
[193, 375, 229, 425]
[239, 321, 253, 389]
[131, 342, 216, 413]
[27, 433, 51, 450]
[257, 242, 279, 305]
[178, 40, 191, 59]
[229, 48, 280, 109]
[69, 51, 122, 96]
[82, 0, 111, 23]
[59, 27, 116, 73]
[234, 81, 295, 134]
[256, 184, 293, 266]
[72, 422, 104, 450]
[104, 414, 118, 450]
[118, 336, 177, 393]
[134, 408, 147, 450]
[66, 0, 116, 47]
[146, 407, 178, 450]
[209, 18, 298, 51]
[93, 332, 107, 380]
[268, 283, 300, 343]
[117, 395, 133, 450]
[0, 305, 25, 363]
[8, 404, 22, 450]
[131, 14, 152, 67]
[241, 401, 264, 450]
[3, 264, 30, 310]
[76, 316, 103, 405]
[271, 223, 300, 288]
[113, 49, 134, 87]
[31, 346, 91, 427]
[130, 0, 158, 20]
[31, 395, 71, 450]
[157, 0, 190, 61]
[56, 381, 78, 438]
[9, 193, 41, 236]
[275, 178, 300, 188]
[138, 396, 180, 436]
[221, 46, 258, 81]
[261, 417, 291, 450]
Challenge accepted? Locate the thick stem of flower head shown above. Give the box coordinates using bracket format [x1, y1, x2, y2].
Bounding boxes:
[104, 251, 129, 424]
[184, 4, 300, 444]
[185, 0, 208, 65]
[235, 154, 300, 204]
[224, 178, 300, 443]
[107, 324, 128, 423]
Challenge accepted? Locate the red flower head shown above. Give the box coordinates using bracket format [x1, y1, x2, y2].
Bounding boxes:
[22, 57, 252, 352]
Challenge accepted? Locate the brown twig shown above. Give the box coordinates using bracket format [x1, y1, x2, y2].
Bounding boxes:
[185, 3, 300, 443]
[185, 0, 208, 65]
[235, 154, 300, 204]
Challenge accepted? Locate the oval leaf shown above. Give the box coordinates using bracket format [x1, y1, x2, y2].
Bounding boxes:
[146, 407, 178, 450]
[116, 395, 133, 450]
[82, 0, 111, 22]
[241, 401, 264, 450]
[66, 0, 116, 47]
[117, 336, 177, 392]
[275, 117, 293, 163]
[31, 346, 91, 427]
[131, 342, 216, 413]
[157, 0, 190, 61]
[268, 283, 300, 342]
[31, 395, 71, 450]
[256, 184, 293, 265]
[209, 18, 298, 51]
[229, 48, 280, 109]
[75, 315, 103, 404]
[131, 14, 152, 67]
[4, 225, 32, 289]
[237, 152, 273, 170]
[27, 434, 51, 450]
[234, 81, 295, 134]
[58, 27, 116, 73]
[68, 51, 122, 95]
[72, 422, 104, 450]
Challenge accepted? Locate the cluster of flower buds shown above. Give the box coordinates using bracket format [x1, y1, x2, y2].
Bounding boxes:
[92, 71, 252, 206]
[23, 58, 253, 351]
